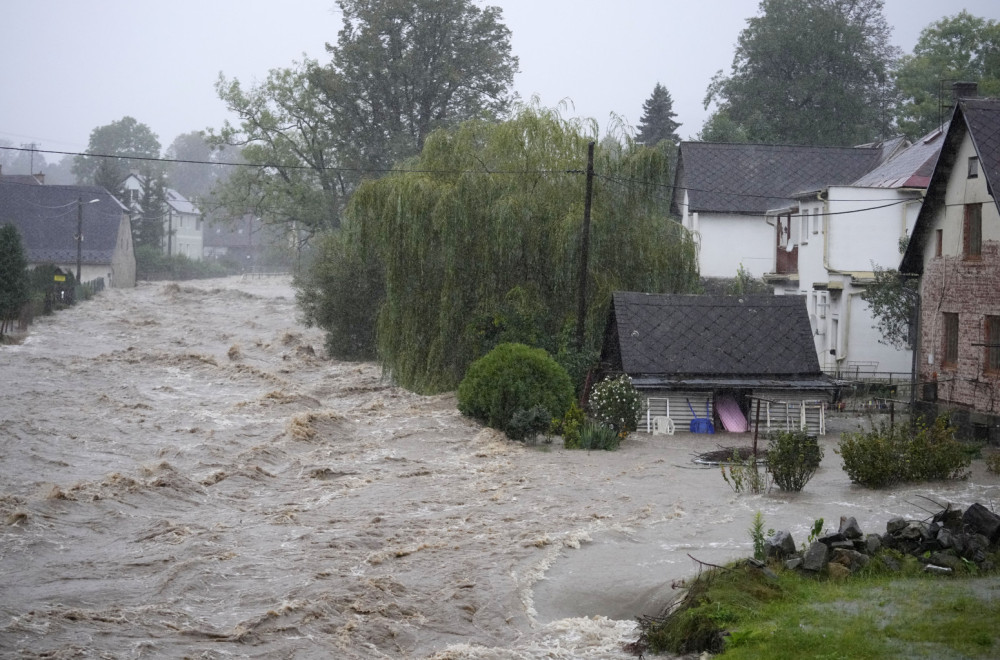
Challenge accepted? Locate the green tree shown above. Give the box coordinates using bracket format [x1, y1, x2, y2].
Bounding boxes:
[133, 167, 168, 251]
[894, 12, 1000, 138]
[299, 105, 699, 393]
[861, 264, 918, 350]
[636, 83, 681, 146]
[0, 224, 30, 336]
[165, 131, 239, 203]
[73, 117, 162, 198]
[703, 0, 900, 146]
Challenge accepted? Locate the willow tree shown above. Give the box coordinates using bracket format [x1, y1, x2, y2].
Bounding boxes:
[308, 106, 698, 393]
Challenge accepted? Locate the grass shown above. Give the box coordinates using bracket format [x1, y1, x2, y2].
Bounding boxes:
[639, 557, 1000, 658]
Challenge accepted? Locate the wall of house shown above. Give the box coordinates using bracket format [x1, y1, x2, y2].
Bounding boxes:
[111, 214, 136, 287]
[917, 133, 1000, 420]
[692, 213, 775, 279]
[166, 211, 203, 260]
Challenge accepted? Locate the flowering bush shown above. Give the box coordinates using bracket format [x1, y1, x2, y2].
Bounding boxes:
[588, 375, 641, 435]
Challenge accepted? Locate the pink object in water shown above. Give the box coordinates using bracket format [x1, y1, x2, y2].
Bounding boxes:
[715, 395, 748, 432]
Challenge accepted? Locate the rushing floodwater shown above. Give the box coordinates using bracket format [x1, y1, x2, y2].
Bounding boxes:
[1, 277, 997, 658]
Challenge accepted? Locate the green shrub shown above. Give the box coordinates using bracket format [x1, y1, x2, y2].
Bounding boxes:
[838, 415, 970, 488]
[721, 449, 772, 494]
[506, 405, 552, 443]
[766, 430, 823, 492]
[588, 374, 641, 435]
[457, 343, 573, 437]
[553, 401, 585, 449]
[577, 421, 622, 451]
[986, 452, 1000, 474]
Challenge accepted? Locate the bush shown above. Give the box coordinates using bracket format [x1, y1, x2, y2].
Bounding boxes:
[457, 343, 574, 437]
[986, 452, 1000, 475]
[506, 405, 552, 443]
[588, 374, 641, 435]
[721, 449, 772, 494]
[553, 401, 585, 449]
[838, 415, 970, 488]
[766, 430, 823, 492]
[577, 422, 622, 451]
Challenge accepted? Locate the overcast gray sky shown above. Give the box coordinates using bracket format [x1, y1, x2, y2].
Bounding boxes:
[2, 0, 999, 163]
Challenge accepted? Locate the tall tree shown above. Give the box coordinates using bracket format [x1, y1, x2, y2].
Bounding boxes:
[703, 0, 900, 146]
[0, 224, 29, 337]
[894, 12, 1000, 138]
[73, 117, 162, 199]
[165, 131, 240, 203]
[298, 106, 699, 393]
[132, 167, 168, 251]
[636, 83, 681, 146]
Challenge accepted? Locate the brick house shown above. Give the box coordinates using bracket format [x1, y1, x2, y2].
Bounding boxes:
[900, 96, 1000, 442]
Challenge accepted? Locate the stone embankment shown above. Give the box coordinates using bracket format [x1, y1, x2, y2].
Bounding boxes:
[767, 503, 1000, 577]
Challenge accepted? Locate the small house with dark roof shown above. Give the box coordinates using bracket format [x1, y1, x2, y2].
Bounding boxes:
[600, 292, 834, 435]
[900, 96, 1000, 442]
[0, 180, 135, 287]
[670, 142, 883, 279]
[764, 125, 946, 377]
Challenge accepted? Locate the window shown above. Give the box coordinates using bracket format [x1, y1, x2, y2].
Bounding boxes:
[800, 212, 808, 245]
[935, 229, 943, 257]
[969, 156, 979, 178]
[812, 209, 820, 234]
[986, 316, 1000, 373]
[943, 313, 959, 367]
[964, 203, 982, 259]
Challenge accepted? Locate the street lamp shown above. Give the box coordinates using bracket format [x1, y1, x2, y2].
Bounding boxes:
[76, 197, 100, 283]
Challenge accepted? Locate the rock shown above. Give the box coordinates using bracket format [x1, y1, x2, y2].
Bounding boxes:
[928, 552, 963, 571]
[864, 534, 882, 555]
[785, 557, 803, 571]
[802, 541, 829, 572]
[886, 517, 908, 534]
[924, 564, 953, 575]
[827, 562, 851, 580]
[818, 532, 846, 546]
[880, 555, 901, 572]
[964, 503, 1000, 542]
[900, 522, 924, 541]
[839, 516, 863, 540]
[765, 530, 796, 559]
[831, 548, 870, 573]
[937, 528, 954, 549]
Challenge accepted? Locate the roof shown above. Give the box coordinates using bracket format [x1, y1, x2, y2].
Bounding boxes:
[670, 142, 882, 216]
[602, 292, 823, 383]
[901, 97, 1000, 274]
[0, 180, 128, 265]
[125, 172, 201, 216]
[851, 125, 946, 189]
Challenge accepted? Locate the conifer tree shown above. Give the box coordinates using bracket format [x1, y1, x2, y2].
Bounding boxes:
[0, 224, 29, 336]
[636, 83, 681, 146]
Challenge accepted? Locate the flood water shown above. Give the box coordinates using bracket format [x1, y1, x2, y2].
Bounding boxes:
[2, 277, 998, 658]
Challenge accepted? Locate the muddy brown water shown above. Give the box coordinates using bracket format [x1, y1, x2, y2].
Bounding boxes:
[1, 277, 998, 658]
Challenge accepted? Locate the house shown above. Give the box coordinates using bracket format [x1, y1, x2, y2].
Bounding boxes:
[670, 141, 892, 279]
[122, 173, 203, 259]
[900, 95, 1000, 442]
[764, 127, 945, 375]
[0, 180, 135, 287]
[599, 292, 835, 435]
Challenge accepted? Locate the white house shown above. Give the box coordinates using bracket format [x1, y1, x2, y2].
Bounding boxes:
[765, 128, 945, 375]
[122, 173, 203, 259]
[670, 141, 894, 279]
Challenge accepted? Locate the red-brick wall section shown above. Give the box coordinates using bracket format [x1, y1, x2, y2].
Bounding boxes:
[919, 241, 1000, 428]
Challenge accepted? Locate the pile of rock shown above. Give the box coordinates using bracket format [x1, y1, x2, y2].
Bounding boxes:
[765, 503, 1000, 577]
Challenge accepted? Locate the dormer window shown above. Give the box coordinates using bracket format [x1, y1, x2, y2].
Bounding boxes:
[969, 156, 979, 178]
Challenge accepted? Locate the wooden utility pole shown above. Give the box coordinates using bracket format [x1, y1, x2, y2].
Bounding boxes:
[576, 141, 596, 349]
[76, 197, 83, 283]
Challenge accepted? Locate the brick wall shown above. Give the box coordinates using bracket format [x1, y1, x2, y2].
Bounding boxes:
[918, 240, 1000, 419]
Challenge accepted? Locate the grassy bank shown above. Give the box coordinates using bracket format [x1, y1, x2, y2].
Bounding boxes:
[635, 557, 1000, 658]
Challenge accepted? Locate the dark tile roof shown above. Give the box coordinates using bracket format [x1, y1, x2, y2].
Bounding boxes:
[603, 292, 822, 379]
[670, 142, 882, 216]
[901, 97, 1000, 274]
[0, 180, 128, 265]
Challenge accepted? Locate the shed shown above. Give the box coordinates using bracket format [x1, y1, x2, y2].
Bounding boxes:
[599, 292, 835, 435]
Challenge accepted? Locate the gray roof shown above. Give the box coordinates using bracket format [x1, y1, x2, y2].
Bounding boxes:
[670, 142, 882, 216]
[601, 292, 823, 384]
[851, 125, 945, 189]
[901, 98, 1000, 274]
[0, 180, 128, 265]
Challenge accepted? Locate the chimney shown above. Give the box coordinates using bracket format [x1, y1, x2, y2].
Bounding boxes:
[953, 81, 978, 100]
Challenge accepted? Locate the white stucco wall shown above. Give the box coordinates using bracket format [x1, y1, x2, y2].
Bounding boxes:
[692, 213, 775, 278]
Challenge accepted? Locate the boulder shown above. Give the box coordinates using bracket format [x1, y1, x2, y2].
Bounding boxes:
[886, 517, 908, 534]
[802, 541, 829, 572]
[838, 516, 863, 540]
[964, 503, 1000, 542]
[765, 530, 796, 559]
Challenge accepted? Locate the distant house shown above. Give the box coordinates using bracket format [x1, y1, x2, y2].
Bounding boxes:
[122, 173, 203, 259]
[900, 95, 1000, 442]
[670, 141, 891, 279]
[0, 181, 135, 287]
[764, 127, 945, 375]
[599, 292, 834, 434]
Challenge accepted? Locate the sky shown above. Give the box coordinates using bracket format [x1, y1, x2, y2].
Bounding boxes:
[2, 0, 1000, 167]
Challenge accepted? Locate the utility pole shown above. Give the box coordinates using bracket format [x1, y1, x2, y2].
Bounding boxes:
[167, 207, 173, 257]
[575, 141, 596, 350]
[76, 197, 83, 283]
